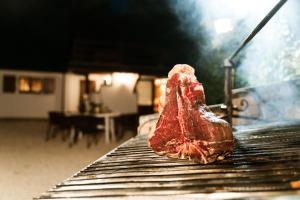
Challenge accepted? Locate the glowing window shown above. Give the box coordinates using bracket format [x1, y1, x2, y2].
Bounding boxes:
[19, 77, 44, 94]
[19, 77, 31, 93]
[31, 78, 43, 93]
[153, 78, 167, 112]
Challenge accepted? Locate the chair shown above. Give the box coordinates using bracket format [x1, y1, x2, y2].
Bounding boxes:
[46, 112, 72, 141]
[115, 114, 138, 140]
[69, 115, 105, 148]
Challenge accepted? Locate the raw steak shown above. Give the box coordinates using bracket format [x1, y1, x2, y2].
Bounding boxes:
[148, 64, 233, 164]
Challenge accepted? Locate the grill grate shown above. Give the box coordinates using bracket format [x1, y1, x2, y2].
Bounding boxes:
[37, 123, 300, 199]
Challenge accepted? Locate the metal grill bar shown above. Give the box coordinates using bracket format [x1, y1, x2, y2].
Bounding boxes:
[37, 122, 300, 199]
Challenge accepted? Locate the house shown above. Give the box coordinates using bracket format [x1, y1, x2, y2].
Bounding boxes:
[0, 68, 166, 119]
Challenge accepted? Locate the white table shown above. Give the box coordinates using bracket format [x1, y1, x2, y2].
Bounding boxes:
[93, 112, 120, 143]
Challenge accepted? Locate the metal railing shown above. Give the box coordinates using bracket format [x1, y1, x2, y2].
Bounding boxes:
[223, 0, 288, 125]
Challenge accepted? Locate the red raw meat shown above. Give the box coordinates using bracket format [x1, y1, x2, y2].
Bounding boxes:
[149, 64, 233, 164]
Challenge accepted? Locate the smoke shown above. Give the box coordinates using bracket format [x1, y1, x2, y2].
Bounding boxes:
[169, 0, 300, 123]
[237, 0, 300, 85]
[169, 0, 300, 86]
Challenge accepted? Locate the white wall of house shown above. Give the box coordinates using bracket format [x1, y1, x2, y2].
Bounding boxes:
[89, 73, 139, 114]
[63, 72, 139, 114]
[0, 70, 63, 118]
[0, 70, 140, 118]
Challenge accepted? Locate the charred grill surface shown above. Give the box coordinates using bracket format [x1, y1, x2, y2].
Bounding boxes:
[37, 122, 300, 199]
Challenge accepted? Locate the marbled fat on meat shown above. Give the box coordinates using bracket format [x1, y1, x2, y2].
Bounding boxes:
[148, 64, 233, 164]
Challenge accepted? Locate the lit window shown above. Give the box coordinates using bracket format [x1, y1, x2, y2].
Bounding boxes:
[19, 77, 31, 93]
[153, 78, 167, 112]
[19, 77, 44, 94]
[31, 78, 42, 93]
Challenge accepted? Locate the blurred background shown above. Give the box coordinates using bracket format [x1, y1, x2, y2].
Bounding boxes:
[1, 0, 300, 199]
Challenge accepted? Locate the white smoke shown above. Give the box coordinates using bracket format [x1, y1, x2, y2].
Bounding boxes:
[169, 0, 300, 86]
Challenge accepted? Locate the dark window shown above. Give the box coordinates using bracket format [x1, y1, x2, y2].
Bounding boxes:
[43, 78, 55, 94]
[3, 75, 16, 93]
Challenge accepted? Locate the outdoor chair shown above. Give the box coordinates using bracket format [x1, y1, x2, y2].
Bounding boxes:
[69, 115, 105, 148]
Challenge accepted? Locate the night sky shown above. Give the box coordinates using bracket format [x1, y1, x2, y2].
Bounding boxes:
[0, 0, 199, 74]
[0, 0, 70, 71]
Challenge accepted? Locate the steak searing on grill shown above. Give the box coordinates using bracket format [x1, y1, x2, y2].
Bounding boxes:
[148, 64, 233, 164]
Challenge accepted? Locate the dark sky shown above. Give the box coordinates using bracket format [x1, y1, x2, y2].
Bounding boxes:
[0, 0, 71, 71]
[0, 0, 198, 74]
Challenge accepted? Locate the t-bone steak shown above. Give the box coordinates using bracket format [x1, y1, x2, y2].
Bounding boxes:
[148, 64, 233, 164]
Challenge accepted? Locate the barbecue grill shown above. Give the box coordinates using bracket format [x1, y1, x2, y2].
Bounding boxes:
[36, 121, 300, 199]
[36, 1, 300, 199]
